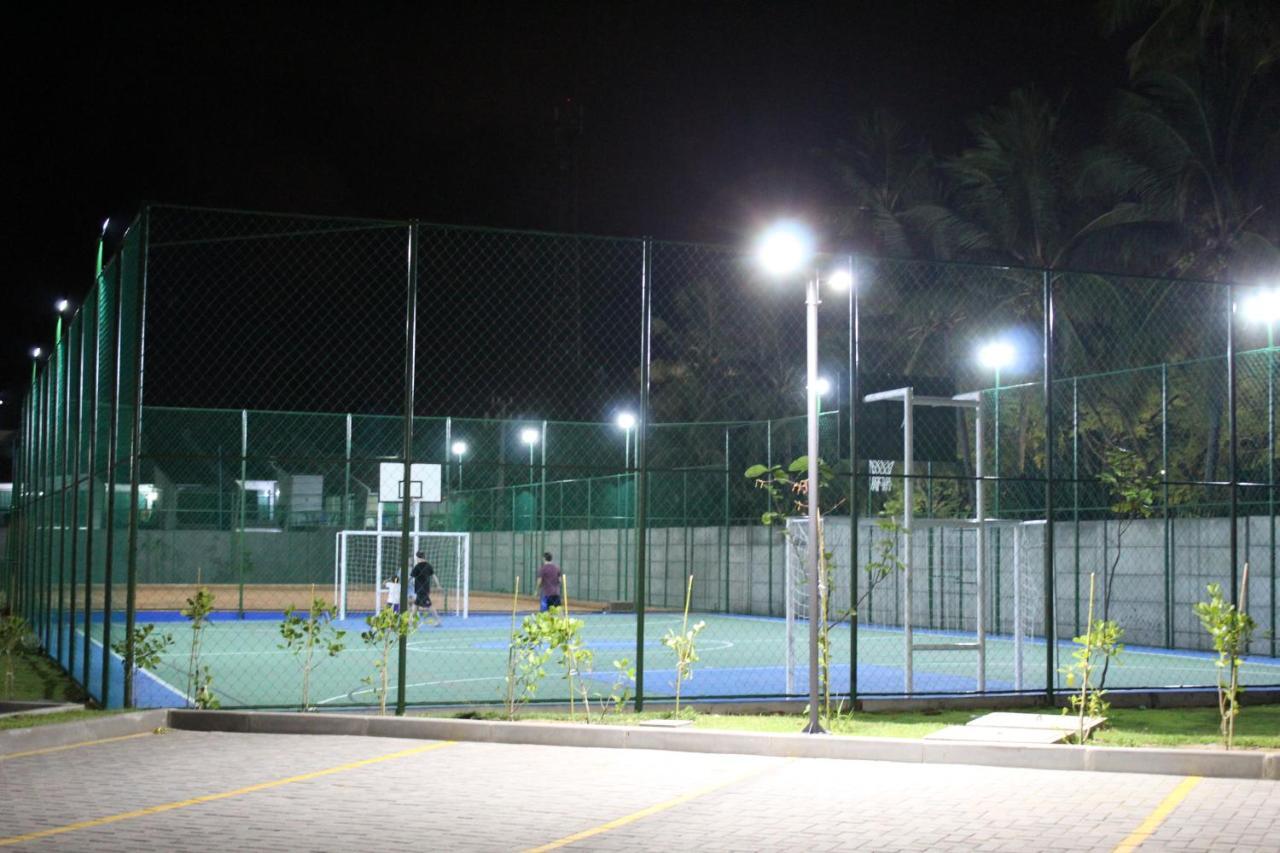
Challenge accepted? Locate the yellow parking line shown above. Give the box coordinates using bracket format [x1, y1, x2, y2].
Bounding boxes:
[526, 759, 786, 852]
[0, 740, 454, 847]
[1113, 775, 1203, 853]
[0, 731, 155, 762]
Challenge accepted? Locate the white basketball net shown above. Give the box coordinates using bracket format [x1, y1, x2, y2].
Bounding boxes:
[869, 459, 894, 492]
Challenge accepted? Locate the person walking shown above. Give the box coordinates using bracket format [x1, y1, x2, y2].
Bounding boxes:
[411, 550, 443, 626]
[536, 552, 562, 611]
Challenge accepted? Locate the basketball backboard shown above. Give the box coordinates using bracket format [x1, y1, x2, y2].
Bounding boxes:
[378, 462, 442, 503]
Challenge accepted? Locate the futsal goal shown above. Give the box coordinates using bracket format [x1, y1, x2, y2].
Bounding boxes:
[334, 530, 471, 619]
[785, 515, 1043, 695]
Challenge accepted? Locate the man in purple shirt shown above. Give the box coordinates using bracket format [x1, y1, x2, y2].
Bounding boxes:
[536, 552, 562, 611]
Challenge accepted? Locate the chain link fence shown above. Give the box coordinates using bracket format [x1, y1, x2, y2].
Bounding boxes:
[5, 204, 1277, 710]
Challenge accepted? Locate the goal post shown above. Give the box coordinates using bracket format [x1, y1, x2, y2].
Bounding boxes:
[335, 530, 470, 620]
[784, 514, 1041, 694]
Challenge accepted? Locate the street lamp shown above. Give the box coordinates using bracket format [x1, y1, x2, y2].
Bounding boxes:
[451, 440, 468, 490]
[755, 220, 849, 735]
[55, 299, 70, 314]
[976, 340, 1016, 514]
[1243, 285, 1279, 657]
[616, 411, 636, 469]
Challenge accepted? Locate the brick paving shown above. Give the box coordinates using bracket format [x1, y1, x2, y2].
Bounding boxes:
[1, 731, 1276, 851]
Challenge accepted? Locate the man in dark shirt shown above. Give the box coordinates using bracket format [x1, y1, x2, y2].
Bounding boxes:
[536, 552, 562, 611]
[410, 551, 442, 626]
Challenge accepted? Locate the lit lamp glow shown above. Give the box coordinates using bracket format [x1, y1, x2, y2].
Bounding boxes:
[616, 411, 637, 469]
[452, 440, 468, 490]
[520, 427, 540, 482]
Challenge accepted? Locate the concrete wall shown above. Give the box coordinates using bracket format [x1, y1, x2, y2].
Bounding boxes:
[465, 515, 1275, 653]
[128, 514, 1275, 654]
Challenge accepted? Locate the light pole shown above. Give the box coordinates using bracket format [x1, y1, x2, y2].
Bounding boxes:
[451, 440, 468, 491]
[1244, 286, 1279, 657]
[977, 339, 1016, 632]
[756, 221, 849, 735]
[616, 411, 636, 469]
[977, 341, 1016, 514]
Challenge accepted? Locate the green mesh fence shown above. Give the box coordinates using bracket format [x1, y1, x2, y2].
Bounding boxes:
[4, 205, 1276, 712]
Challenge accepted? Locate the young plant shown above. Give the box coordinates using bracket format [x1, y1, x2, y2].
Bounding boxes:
[605, 658, 636, 717]
[1096, 445, 1156, 687]
[503, 577, 528, 719]
[0, 614, 35, 700]
[1059, 574, 1124, 744]
[279, 594, 347, 711]
[111, 623, 175, 700]
[360, 607, 421, 715]
[505, 611, 553, 719]
[181, 586, 219, 709]
[662, 574, 706, 716]
[559, 580, 595, 723]
[1192, 571, 1256, 750]
[748, 456, 902, 723]
[506, 607, 592, 721]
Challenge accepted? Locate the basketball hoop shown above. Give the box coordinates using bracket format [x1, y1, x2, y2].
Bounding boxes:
[869, 459, 894, 492]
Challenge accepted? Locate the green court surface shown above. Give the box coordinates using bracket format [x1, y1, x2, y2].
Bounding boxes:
[81, 610, 1280, 710]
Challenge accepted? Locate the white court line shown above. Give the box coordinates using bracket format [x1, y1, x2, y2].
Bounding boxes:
[315, 675, 506, 706]
[79, 630, 191, 704]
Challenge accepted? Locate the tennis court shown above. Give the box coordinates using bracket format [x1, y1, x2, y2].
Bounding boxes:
[68, 609, 1280, 710]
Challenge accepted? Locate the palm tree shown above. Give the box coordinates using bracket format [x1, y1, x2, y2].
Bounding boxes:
[819, 110, 951, 259]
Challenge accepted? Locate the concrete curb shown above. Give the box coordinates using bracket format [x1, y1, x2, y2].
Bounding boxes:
[166, 710, 1279, 781]
[0, 710, 168, 757]
[0, 701, 84, 719]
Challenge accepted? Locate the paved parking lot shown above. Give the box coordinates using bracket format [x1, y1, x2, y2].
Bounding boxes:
[1, 730, 1276, 851]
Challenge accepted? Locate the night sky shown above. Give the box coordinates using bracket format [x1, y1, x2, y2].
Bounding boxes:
[7, 1, 1132, 432]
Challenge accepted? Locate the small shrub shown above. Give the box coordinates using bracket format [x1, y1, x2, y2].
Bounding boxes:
[662, 575, 705, 716]
[0, 614, 36, 699]
[181, 586, 219, 709]
[111, 623, 175, 700]
[279, 596, 346, 711]
[605, 658, 636, 716]
[361, 607, 420, 715]
[1193, 576, 1256, 750]
[1059, 574, 1123, 744]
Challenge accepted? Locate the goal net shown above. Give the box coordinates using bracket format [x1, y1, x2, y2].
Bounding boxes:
[335, 531, 470, 620]
[785, 515, 1044, 694]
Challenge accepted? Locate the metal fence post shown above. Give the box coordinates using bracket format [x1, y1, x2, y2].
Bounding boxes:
[634, 237, 652, 711]
[396, 222, 419, 717]
[1042, 270, 1056, 704]
[1227, 285, 1238, 605]
[847, 254, 859, 703]
[100, 258, 125, 708]
[123, 208, 149, 707]
[81, 283, 101, 693]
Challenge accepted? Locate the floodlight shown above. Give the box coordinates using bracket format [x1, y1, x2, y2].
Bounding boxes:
[31, 347, 42, 359]
[520, 427, 540, 446]
[812, 377, 831, 396]
[55, 299, 70, 314]
[977, 341, 1016, 371]
[756, 221, 813, 276]
[616, 411, 636, 431]
[827, 269, 854, 290]
[1243, 288, 1280, 325]
[101, 218, 111, 235]
[451, 441, 468, 457]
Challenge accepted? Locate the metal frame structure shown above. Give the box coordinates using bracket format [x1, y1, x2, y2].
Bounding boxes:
[862, 387, 988, 694]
